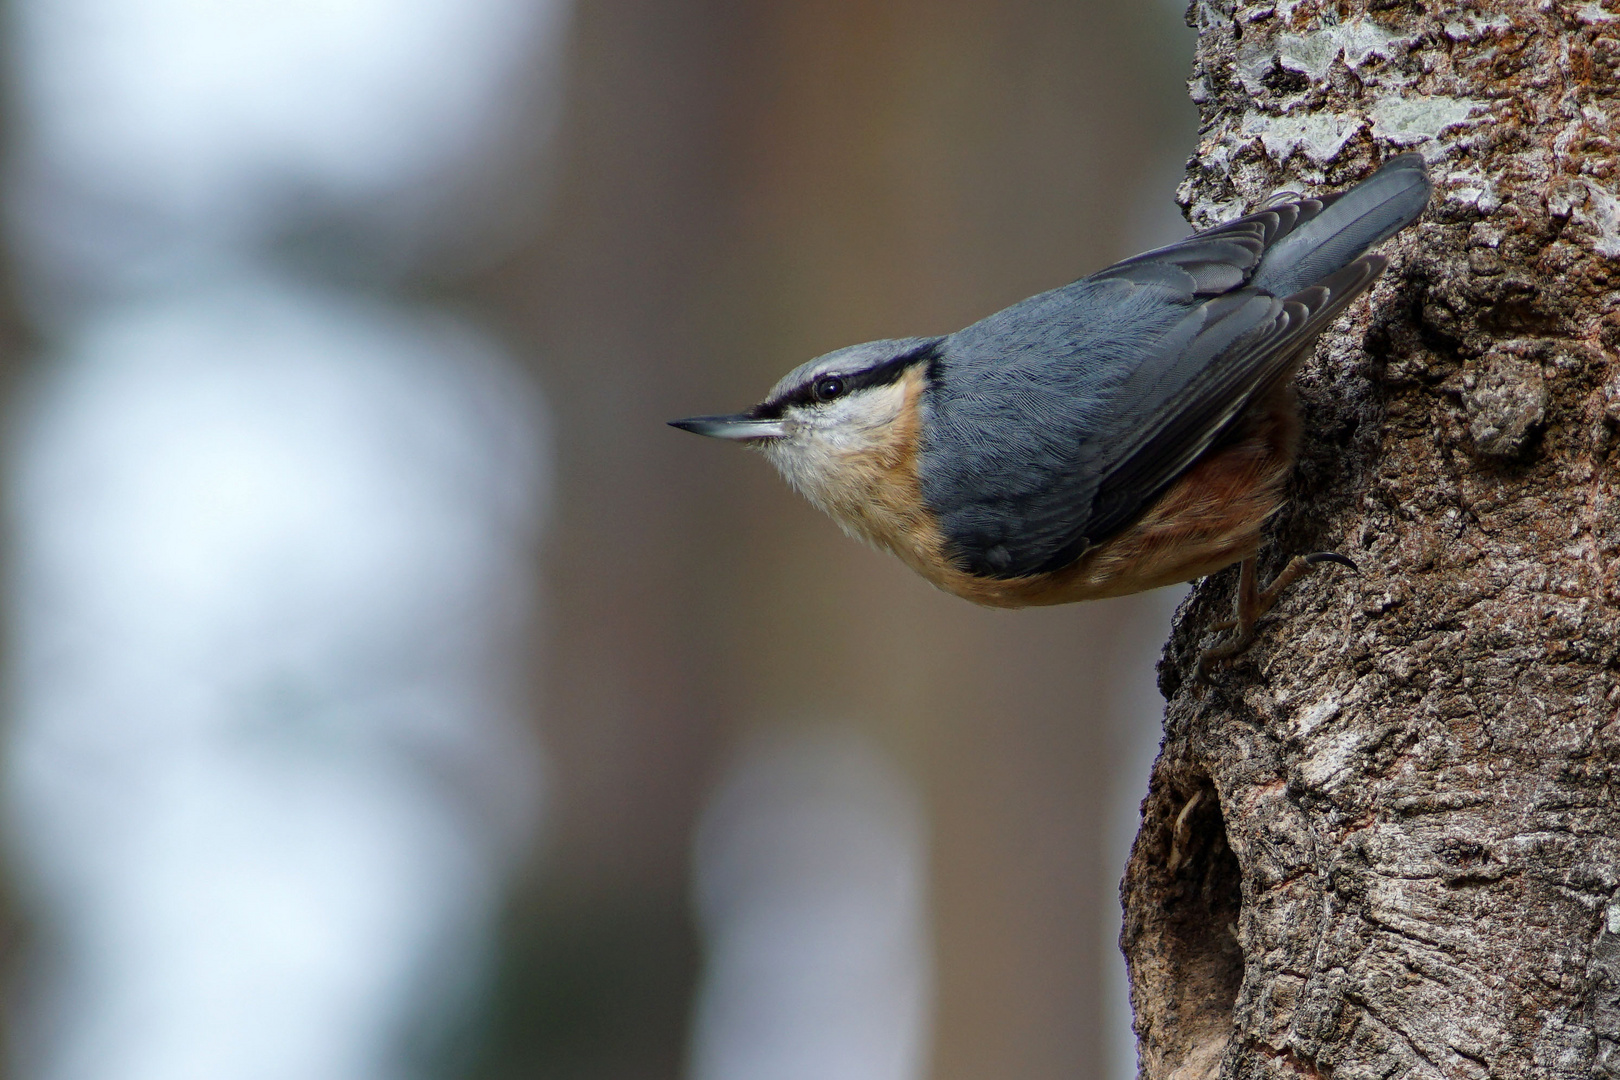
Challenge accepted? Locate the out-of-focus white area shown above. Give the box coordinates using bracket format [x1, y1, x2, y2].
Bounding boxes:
[2, 0, 566, 1077]
[6, 0, 570, 318]
[688, 728, 933, 1080]
[6, 283, 550, 1080]
[10, 286, 549, 684]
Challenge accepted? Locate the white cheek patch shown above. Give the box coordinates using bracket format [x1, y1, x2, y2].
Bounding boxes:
[761, 382, 908, 510]
[807, 385, 906, 446]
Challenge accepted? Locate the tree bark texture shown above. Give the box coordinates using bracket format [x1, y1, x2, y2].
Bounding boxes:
[1123, 2, 1620, 1078]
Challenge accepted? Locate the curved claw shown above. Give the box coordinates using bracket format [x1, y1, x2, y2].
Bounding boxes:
[1305, 550, 1359, 572]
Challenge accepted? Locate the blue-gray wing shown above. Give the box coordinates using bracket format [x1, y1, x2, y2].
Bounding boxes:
[915, 155, 1430, 579]
[919, 266, 1366, 578]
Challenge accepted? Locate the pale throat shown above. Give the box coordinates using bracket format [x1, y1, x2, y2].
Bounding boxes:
[760, 370, 932, 555]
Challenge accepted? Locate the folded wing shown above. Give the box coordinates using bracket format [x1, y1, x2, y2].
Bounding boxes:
[919, 155, 1429, 579]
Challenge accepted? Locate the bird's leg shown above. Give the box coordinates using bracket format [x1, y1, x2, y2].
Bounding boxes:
[1198, 551, 1356, 675]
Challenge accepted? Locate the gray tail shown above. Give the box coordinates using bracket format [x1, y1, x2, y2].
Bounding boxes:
[1249, 153, 1431, 298]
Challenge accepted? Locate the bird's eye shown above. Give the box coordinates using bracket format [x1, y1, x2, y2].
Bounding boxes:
[812, 376, 846, 402]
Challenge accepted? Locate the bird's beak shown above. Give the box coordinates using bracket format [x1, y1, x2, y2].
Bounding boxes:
[668, 413, 786, 441]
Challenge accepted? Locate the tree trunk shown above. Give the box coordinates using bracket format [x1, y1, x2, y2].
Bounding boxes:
[1122, 2, 1620, 1077]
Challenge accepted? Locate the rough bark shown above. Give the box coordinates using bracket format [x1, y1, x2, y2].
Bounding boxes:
[1122, 2, 1620, 1078]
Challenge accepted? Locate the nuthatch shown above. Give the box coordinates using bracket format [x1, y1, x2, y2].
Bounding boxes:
[672, 154, 1431, 665]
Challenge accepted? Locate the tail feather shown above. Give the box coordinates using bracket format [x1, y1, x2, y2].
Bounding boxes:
[1249, 153, 1431, 298]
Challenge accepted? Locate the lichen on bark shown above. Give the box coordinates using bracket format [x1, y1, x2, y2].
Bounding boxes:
[1123, 2, 1620, 1077]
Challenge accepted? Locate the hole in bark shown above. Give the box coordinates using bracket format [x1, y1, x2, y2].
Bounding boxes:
[1166, 778, 1244, 1006]
[1127, 773, 1246, 1076]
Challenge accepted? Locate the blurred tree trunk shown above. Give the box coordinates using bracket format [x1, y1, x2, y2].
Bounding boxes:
[1122, 2, 1620, 1077]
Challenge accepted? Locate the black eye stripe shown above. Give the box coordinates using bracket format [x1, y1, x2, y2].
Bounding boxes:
[751, 340, 941, 420]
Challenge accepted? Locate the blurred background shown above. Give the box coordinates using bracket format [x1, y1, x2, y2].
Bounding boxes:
[0, 1, 1197, 1078]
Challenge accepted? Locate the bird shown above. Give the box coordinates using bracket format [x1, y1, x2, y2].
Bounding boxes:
[671, 154, 1431, 668]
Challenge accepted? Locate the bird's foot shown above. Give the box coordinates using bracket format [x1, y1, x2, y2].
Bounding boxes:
[1196, 552, 1357, 678]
